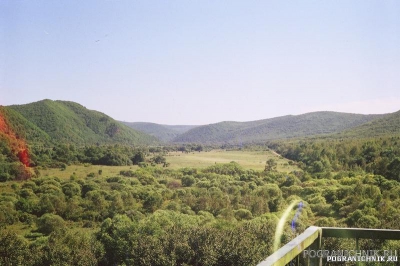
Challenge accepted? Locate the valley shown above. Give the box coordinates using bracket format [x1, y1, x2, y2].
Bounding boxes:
[1, 99, 400, 265]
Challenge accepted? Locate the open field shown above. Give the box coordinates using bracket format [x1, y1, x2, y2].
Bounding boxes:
[165, 149, 298, 171]
[39, 149, 299, 178]
[40, 164, 139, 180]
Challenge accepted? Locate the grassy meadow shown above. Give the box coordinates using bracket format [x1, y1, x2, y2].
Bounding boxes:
[40, 164, 139, 180]
[166, 149, 298, 171]
[39, 149, 298, 179]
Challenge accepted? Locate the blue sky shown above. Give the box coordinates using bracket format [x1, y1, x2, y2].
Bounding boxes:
[1, 0, 400, 124]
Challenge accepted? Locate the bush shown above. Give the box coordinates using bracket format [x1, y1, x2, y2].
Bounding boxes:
[0, 173, 11, 182]
[120, 170, 134, 177]
[87, 172, 96, 178]
[181, 175, 196, 187]
[0, 230, 29, 265]
[37, 214, 66, 235]
[234, 209, 253, 220]
[62, 182, 81, 198]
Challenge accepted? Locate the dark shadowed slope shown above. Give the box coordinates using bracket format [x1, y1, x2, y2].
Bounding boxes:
[173, 112, 384, 144]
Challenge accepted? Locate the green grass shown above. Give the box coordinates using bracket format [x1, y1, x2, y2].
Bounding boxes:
[39, 149, 299, 178]
[40, 164, 139, 180]
[165, 149, 299, 171]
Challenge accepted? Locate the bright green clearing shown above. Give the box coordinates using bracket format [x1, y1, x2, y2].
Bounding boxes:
[165, 149, 298, 171]
[39, 149, 298, 179]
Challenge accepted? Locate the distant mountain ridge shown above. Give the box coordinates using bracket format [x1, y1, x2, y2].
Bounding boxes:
[4, 99, 158, 146]
[2, 99, 399, 147]
[171, 111, 386, 144]
[121, 122, 197, 142]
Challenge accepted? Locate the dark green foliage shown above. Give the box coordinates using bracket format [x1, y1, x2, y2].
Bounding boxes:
[37, 214, 66, 235]
[0, 229, 30, 265]
[264, 158, 277, 172]
[132, 151, 146, 165]
[142, 192, 163, 213]
[62, 182, 81, 198]
[0, 162, 31, 181]
[81, 183, 99, 197]
[40, 230, 104, 266]
[5, 228, 104, 266]
[151, 154, 167, 165]
[204, 161, 245, 175]
[182, 175, 196, 187]
[270, 136, 400, 181]
[97, 212, 274, 266]
[387, 157, 400, 181]
[120, 170, 135, 177]
[27, 144, 169, 168]
[1, 135, 400, 265]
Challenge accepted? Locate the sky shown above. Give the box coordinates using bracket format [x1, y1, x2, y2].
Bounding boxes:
[1, 0, 400, 125]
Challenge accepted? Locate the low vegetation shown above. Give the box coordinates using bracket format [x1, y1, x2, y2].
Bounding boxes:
[1, 100, 400, 265]
[1, 156, 400, 264]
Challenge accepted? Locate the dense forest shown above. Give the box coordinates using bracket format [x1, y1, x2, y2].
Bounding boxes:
[1, 100, 400, 265]
[1, 138, 400, 264]
[268, 136, 400, 181]
[2, 158, 399, 265]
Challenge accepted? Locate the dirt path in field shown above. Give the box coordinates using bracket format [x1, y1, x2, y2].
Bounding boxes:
[269, 149, 281, 157]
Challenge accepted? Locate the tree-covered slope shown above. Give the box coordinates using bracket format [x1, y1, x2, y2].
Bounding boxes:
[339, 110, 400, 138]
[7, 100, 158, 146]
[173, 112, 384, 144]
[122, 122, 198, 142]
[0, 106, 50, 145]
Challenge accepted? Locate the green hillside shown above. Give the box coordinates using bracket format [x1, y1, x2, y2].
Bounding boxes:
[7, 100, 158, 146]
[0, 106, 50, 145]
[173, 111, 384, 144]
[339, 110, 400, 138]
[122, 122, 198, 142]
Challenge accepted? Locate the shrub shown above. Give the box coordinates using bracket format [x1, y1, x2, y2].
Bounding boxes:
[87, 172, 96, 178]
[37, 214, 66, 235]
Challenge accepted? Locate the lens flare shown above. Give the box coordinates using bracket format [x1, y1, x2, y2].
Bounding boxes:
[273, 199, 301, 252]
[291, 201, 303, 232]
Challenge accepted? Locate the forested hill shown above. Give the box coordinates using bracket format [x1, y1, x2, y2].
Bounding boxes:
[172, 111, 384, 144]
[6, 100, 158, 146]
[339, 110, 400, 138]
[3, 99, 397, 147]
[0, 106, 50, 145]
[122, 122, 198, 142]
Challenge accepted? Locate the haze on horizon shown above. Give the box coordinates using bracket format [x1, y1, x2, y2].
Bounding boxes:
[1, 1, 400, 125]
